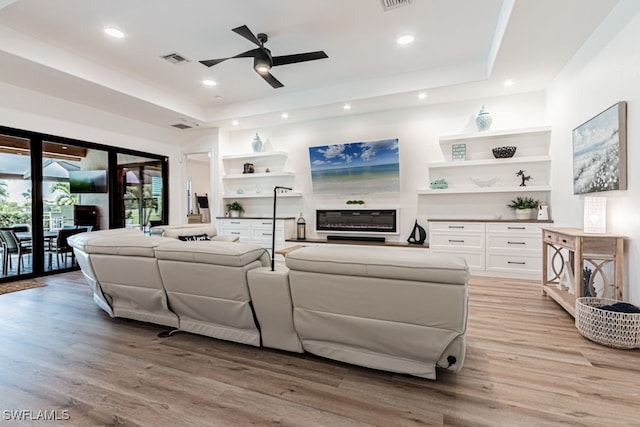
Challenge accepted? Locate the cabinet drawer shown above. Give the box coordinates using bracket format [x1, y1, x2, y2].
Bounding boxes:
[429, 222, 485, 233]
[486, 253, 541, 275]
[486, 222, 541, 234]
[221, 228, 250, 240]
[430, 233, 484, 251]
[251, 228, 284, 240]
[431, 250, 484, 270]
[486, 235, 541, 253]
[219, 219, 250, 228]
[250, 219, 284, 229]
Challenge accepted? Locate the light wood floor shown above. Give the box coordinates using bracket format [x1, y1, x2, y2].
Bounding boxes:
[1, 273, 639, 427]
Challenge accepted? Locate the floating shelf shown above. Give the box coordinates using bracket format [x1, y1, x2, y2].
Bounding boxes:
[221, 150, 288, 160]
[428, 155, 551, 169]
[417, 185, 551, 195]
[222, 192, 302, 199]
[438, 126, 552, 144]
[223, 171, 295, 179]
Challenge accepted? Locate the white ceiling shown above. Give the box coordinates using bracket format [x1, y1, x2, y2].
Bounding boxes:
[0, 0, 620, 131]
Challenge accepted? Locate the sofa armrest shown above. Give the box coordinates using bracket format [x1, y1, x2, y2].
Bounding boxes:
[211, 235, 240, 242]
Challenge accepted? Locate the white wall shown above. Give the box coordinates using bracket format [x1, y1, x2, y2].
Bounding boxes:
[0, 81, 186, 224]
[546, 1, 640, 304]
[220, 91, 547, 241]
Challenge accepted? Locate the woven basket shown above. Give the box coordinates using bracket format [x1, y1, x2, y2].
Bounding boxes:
[575, 297, 640, 349]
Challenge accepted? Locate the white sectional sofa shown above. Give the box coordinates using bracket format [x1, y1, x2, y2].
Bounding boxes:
[70, 227, 469, 379]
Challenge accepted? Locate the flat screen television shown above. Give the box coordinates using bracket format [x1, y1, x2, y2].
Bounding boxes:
[69, 170, 108, 193]
[308, 138, 400, 194]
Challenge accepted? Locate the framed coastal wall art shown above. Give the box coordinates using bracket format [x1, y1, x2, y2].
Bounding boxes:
[308, 138, 400, 194]
[572, 101, 627, 194]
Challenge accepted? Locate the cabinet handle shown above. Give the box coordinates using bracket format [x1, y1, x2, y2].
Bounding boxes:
[449, 239, 465, 243]
[231, 221, 241, 225]
[262, 233, 272, 236]
[262, 222, 272, 225]
[448, 225, 464, 229]
[230, 232, 240, 235]
[562, 239, 568, 243]
[507, 261, 526, 265]
[508, 241, 526, 245]
[508, 226, 526, 230]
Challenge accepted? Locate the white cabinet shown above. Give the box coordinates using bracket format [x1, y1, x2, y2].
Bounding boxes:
[418, 126, 551, 195]
[221, 151, 300, 199]
[219, 218, 295, 259]
[428, 222, 486, 270]
[429, 220, 545, 279]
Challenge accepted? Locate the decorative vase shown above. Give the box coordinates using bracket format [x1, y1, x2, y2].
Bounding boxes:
[251, 133, 263, 152]
[475, 105, 492, 132]
[230, 210, 240, 218]
[515, 209, 533, 220]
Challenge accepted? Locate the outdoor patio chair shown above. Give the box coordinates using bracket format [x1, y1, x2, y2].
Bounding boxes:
[0, 228, 32, 275]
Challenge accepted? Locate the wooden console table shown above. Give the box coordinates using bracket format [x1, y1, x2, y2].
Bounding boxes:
[541, 227, 625, 317]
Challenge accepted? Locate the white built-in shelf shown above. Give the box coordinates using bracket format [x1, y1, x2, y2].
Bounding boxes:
[438, 126, 552, 144]
[417, 185, 551, 195]
[222, 192, 302, 199]
[223, 171, 295, 179]
[428, 155, 551, 169]
[221, 150, 288, 160]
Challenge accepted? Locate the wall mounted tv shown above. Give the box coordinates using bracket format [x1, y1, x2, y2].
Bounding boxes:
[308, 138, 399, 194]
[69, 170, 108, 193]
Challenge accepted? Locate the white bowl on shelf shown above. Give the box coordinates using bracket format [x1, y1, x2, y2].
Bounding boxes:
[469, 177, 497, 187]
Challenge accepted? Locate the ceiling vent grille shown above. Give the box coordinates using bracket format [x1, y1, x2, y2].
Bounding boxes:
[161, 52, 190, 64]
[170, 123, 192, 130]
[380, 0, 412, 11]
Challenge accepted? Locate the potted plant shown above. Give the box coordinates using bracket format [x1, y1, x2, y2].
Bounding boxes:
[226, 201, 244, 218]
[124, 210, 134, 228]
[507, 196, 541, 220]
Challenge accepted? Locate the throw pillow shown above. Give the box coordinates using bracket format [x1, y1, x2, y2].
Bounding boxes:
[177, 233, 211, 241]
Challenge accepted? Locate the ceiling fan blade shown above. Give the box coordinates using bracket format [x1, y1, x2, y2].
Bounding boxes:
[258, 71, 284, 89]
[232, 48, 263, 59]
[232, 25, 261, 46]
[272, 51, 328, 66]
[199, 58, 229, 67]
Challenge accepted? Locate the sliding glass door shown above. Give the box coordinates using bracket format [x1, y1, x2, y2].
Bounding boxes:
[0, 134, 34, 278]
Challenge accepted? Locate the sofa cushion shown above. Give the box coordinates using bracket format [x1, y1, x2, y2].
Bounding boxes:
[286, 245, 468, 285]
[154, 241, 269, 267]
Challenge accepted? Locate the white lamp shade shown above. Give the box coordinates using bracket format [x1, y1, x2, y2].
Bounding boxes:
[583, 196, 606, 234]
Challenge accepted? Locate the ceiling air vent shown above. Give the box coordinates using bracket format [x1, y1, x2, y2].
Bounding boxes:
[161, 52, 190, 64]
[170, 123, 192, 130]
[380, 0, 412, 11]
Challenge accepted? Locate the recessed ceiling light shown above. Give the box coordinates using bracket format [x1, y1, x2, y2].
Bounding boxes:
[202, 79, 217, 87]
[281, 113, 289, 119]
[214, 96, 223, 101]
[504, 79, 515, 87]
[343, 103, 351, 111]
[61, 146, 68, 150]
[232, 120, 239, 126]
[104, 27, 125, 39]
[397, 35, 414, 45]
[418, 92, 427, 100]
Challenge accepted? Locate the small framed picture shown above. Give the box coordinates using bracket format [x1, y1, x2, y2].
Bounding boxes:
[452, 143, 466, 161]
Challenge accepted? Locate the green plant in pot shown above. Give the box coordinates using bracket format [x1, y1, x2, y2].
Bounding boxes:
[226, 201, 244, 218]
[507, 196, 541, 220]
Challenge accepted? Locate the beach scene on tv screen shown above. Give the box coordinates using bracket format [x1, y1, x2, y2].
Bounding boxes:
[308, 138, 399, 194]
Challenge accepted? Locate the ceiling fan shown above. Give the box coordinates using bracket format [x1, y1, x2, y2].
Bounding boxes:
[199, 25, 328, 89]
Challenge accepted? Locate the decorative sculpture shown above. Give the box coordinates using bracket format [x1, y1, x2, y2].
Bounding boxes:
[516, 170, 531, 186]
[407, 220, 427, 245]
